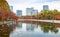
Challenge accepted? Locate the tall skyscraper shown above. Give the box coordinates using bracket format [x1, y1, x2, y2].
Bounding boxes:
[32, 10, 38, 15]
[10, 6, 13, 11]
[26, 8, 38, 15]
[43, 5, 49, 10]
[17, 10, 22, 16]
[26, 8, 33, 15]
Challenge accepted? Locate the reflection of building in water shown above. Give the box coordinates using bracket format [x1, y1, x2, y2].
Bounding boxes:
[26, 24, 38, 31]
[17, 23, 26, 31]
[17, 23, 38, 31]
[17, 23, 22, 28]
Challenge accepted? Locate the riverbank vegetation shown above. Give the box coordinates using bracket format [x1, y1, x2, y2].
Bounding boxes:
[20, 9, 60, 20]
[38, 9, 60, 20]
[0, 0, 18, 22]
[0, 24, 12, 37]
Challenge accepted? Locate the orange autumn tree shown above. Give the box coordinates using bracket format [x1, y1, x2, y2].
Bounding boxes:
[0, 7, 18, 21]
[8, 11, 19, 20]
[0, 0, 18, 21]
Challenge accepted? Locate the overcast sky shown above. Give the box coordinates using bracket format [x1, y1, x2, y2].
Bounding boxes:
[7, 0, 60, 15]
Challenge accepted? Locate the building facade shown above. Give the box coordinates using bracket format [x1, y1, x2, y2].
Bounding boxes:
[17, 10, 22, 16]
[43, 5, 49, 10]
[26, 8, 33, 15]
[32, 10, 38, 15]
[10, 6, 13, 11]
[26, 8, 38, 15]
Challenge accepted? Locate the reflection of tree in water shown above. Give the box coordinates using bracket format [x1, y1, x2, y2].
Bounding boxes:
[19, 21, 59, 33]
[40, 23, 58, 33]
[0, 24, 13, 37]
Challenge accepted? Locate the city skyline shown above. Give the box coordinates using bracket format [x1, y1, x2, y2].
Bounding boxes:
[7, 0, 60, 16]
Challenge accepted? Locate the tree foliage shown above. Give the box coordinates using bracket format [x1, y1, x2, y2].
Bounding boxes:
[0, 0, 18, 21]
[38, 9, 60, 20]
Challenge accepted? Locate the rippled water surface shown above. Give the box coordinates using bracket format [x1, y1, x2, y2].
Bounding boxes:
[10, 22, 60, 37]
[0, 21, 60, 37]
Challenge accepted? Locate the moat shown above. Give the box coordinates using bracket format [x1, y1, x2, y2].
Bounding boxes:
[0, 21, 60, 37]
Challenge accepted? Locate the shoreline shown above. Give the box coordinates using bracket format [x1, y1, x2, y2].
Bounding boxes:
[0, 19, 60, 24]
[18, 19, 60, 24]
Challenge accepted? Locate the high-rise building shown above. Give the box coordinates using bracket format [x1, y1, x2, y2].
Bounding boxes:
[17, 10, 22, 16]
[10, 6, 13, 11]
[32, 10, 38, 15]
[43, 5, 49, 10]
[26, 8, 38, 15]
[26, 8, 33, 15]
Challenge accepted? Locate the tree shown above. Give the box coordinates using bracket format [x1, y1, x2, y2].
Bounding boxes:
[0, 0, 10, 12]
[38, 9, 60, 20]
[0, 0, 18, 21]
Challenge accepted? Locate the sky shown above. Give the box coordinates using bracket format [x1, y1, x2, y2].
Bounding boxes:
[7, 0, 60, 15]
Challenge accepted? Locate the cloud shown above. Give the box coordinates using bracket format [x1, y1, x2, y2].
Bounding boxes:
[7, 0, 60, 15]
[7, 0, 37, 5]
[33, 0, 60, 4]
[7, 0, 60, 5]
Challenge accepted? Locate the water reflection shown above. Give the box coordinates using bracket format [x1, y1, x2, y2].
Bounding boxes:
[17, 23, 22, 28]
[10, 21, 60, 37]
[0, 21, 60, 37]
[19, 21, 59, 33]
[0, 24, 13, 37]
[26, 24, 37, 31]
[40, 23, 58, 33]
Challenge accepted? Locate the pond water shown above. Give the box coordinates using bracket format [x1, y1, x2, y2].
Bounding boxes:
[10, 22, 60, 37]
[0, 21, 60, 37]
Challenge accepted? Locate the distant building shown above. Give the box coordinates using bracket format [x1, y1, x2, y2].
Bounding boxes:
[43, 5, 49, 10]
[10, 6, 13, 11]
[17, 10, 22, 16]
[26, 8, 33, 15]
[26, 8, 38, 15]
[32, 9, 38, 15]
